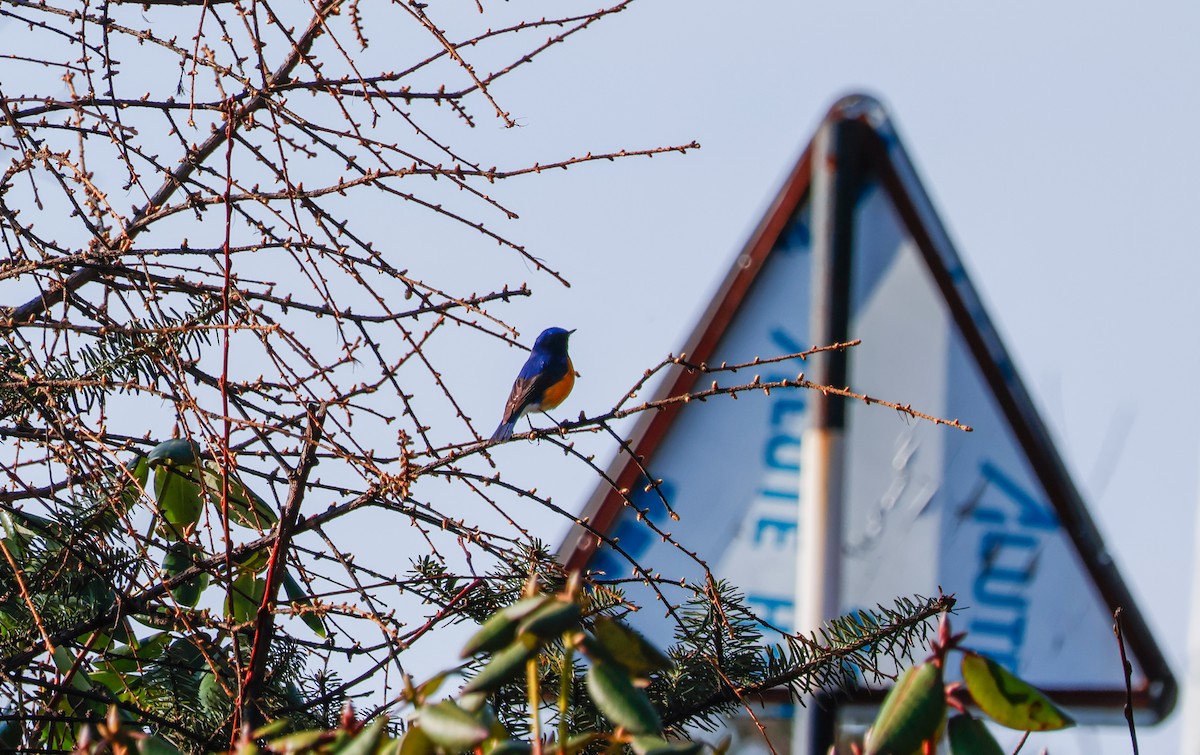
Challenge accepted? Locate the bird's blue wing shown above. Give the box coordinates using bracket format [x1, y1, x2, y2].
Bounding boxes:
[498, 350, 552, 425]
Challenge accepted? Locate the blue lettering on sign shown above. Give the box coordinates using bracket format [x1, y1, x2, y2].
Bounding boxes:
[764, 430, 801, 471]
[764, 399, 806, 473]
[751, 396, 803, 545]
[747, 594, 793, 630]
[978, 462, 1057, 530]
[753, 517, 796, 549]
[769, 328, 804, 355]
[778, 212, 811, 255]
[756, 388, 804, 504]
[755, 327, 807, 512]
[590, 549, 623, 580]
[592, 478, 676, 577]
[974, 532, 1039, 608]
[733, 327, 808, 632]
[592, 326, 808, 607]
[967, 463, 1054, 671]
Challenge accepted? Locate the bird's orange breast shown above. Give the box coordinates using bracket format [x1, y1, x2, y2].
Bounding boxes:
[537, 358, 575, 411]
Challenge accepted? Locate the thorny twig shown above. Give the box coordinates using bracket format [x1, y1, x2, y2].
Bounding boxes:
[0, 0, 974, 747]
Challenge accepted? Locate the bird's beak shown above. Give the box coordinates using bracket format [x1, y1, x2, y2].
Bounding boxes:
[567, 329, 577, 335]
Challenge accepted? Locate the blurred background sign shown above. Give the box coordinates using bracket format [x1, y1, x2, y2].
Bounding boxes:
[561, 94, 1174, 750]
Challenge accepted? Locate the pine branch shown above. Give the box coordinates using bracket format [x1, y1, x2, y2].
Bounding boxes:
[657, 589, 955, 730]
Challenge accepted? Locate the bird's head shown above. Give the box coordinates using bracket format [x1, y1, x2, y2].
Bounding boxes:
[533, 326, 574, 354]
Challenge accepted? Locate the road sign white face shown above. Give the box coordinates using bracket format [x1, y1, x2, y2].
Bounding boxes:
[571, 97, 1171, 723]
[588, 206, 813, 641]
[837, 182, 1128, 688]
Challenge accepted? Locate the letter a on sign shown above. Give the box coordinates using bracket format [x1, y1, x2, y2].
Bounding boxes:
[560, 95, 1174, 733]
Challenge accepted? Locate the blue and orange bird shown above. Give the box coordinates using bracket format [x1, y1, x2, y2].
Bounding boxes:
[491, 327, 576, 442]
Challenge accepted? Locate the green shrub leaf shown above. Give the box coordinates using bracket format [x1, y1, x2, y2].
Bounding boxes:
[225, 571, 266, 624]
[283, 569, 327, 638]
[202, 462, 278, 530]
[593, 617, 673, 676]
[152, 464, 204, 539]
[462, 633, 540, 694]
[947, 714, 1005, 755]
[335, 716, 388, 755]
[961, 652, 1074, 731]
[161, 542, 209, 607]
[398, 726, 434, 755]
[419, 701, 490, 752]
[461, 596, 552, 657]
[517, 599, 581, 640]
[865, 661, 945, 755]
[586, 659, 661, 735]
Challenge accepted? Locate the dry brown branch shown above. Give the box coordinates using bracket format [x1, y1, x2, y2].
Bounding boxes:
[0, 0, 970, 747]
[239, 403, 326, 731]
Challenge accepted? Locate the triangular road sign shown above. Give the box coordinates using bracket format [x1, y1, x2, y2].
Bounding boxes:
[560, 94, 1175, 727]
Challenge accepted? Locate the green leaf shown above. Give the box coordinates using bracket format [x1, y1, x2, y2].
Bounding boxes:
[267, 729, 328, 753]
[51, 646, 93, 693]
[485, 740, 533, 755]
[235, 739, 260, 755]
[412, 671, 453, 706]
[49, 646, 103, 715]
[283, 569, 327, 638]
[864, 661, 945, 755]
[336, 716, 388, 755]
[164, 637, 208, 674]
[0, 718, 21, 750]
[153, 464, 204, 539]
[0, 510, 45, 558]
[947, 714, 1005, 755]
[462, 633, 540, 694]
[202, 462, 278, 530]
[161, 542, 210, 607]
[105, 632, 169, 673]
[561, 733, 603, 755]
[199, 671, 235, 717]
[119, 455, 151, 512]
[586, 659, 661, 735]
[457, 690, 488, 712]
[592, 617, 673, 675]
[419, 701, 490, 752]
[397, 726, 434, 755]
[234, 548, 271, 575]
[630, 737, 703, 755]
[461, 596, 553, 657]
[138, 734, 185, 755]
[251, 719, 292, 740]
[88, 670, 127, 694]
[961, 652, 1074, 731]
[225, 571, 266, 624]
[517, 600, 581, 640]
[147, 439, 202, 466]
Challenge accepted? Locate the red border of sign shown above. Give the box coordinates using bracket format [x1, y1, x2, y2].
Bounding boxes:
[559, 94, 1175, 722]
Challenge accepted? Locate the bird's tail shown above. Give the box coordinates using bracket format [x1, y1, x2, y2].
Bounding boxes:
[490, 420, 516, 442]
